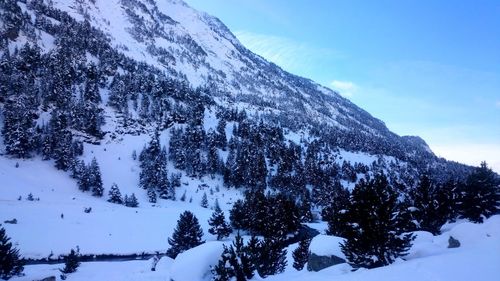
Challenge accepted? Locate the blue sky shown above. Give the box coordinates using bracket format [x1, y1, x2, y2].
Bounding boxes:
[185, 0, 500, 172]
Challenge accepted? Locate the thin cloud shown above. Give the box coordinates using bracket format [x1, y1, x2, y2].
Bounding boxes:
[330, 80, 358, 97]
[496, 101, 500, 108]
[234, 30, 342, 74]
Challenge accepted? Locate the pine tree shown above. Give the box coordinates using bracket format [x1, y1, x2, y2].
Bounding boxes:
[256, 237, 287, 277]
[325, 183, 351, 237]
[292, 238, 311, 271]
[0, 226, 24, 279]
[157, 171, 170, 200]
[460, 162, 500, 223]
[78, 165, 91, 192]
[125, 193, 139, 208]
[211, 232, 254, 281]
[215, 119, 227, 149]
[108, 183, 123, 204]
[299, 196, 313, 223]
[83, 63, 101, 103]
[169, 127, 186, 170]
[435, 180, 460, 222]
[170, 173, 182, 189]
[184, 121, 206, 177]
[60, 248, 80, 274]
[206, 143, 222, 177]
[139, 133, 167, 192]
[208, 205, 232, 240]
[1, 96, 35, 158]
[148, 188, 157, 203]
[167, 211, 204, 258]
[224, 137, 242, 188]
[409, 174, 444, 234]
[89, 158, 104, 197]
[245, 235, 261, 268]
[108, 74, 127, 112]
[53, 131, 75, 171]
[200, 192, 209, 208]
[49, 111, 75, 171]
[340, 174, 414, 269]
[243, 191, 268, 235]
[264, 193, 301, 239]
[70, 159, 85, 180]
[159, 174, 175, 200]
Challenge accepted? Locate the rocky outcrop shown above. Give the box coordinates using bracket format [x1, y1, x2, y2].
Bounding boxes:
[34, 276, 56, 281]
[307, 253, 345, 272]
[448, 236, 461, 248]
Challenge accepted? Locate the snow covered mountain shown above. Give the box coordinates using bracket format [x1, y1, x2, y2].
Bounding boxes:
[0, 0, 474, 180]
[64, 0, 413, 141]
[2, 1, 500, 281]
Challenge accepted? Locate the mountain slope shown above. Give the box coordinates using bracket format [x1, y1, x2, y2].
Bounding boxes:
[37, 0, 456, 170]
[2, 1, 498, 281]
[0, 0, 472, 181]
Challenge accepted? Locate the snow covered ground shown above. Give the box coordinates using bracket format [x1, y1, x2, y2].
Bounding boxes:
[12, 258, 173, 281]
[0, 105, 496, 280]
[2, 135, 499, 280]
[0, 137, 240, 259]
[7, 216, 500, 281]
[268, 216, 500, 281]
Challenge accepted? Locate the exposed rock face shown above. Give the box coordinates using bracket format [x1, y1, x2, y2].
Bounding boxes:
[307, 253, 345, 272]
[35, 277, 56, 281]
[448, 236, 461, 248]
[3, 218, 17, 224]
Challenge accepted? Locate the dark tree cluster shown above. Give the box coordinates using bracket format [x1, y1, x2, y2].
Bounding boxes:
[320, 164, 499, 269]
[406, 174, 454, 234]
[338, 174, 415, 269]
[459, 162, 500, 223]
[404, 162, 499, 233]
[139, 132, 170, 202]
[123, 193, 139, 208]
[229, 191, 301, 238]
[76, 157, 104, 197]
[212, 233, 287, 281]
[168, 110, 225, 180]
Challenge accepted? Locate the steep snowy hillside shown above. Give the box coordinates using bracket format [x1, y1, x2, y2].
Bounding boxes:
[1, 0, 499, 281]
[1, 0, 471, 176]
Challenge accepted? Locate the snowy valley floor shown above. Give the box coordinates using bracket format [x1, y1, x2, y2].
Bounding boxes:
[1, 155, 500, 281]
[8, 215, 500, 281]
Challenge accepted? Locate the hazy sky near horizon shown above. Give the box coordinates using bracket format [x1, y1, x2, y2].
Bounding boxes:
[185, 0, 500, 172]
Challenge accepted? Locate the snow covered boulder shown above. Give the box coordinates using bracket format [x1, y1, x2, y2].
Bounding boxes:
[169, 241, 225, 281]
[307, 235, 346, 272]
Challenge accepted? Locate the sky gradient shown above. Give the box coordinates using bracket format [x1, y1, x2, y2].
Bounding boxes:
[185, 0, 500, 172]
